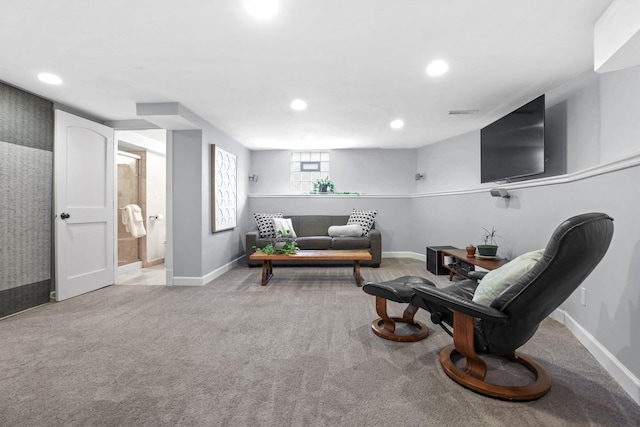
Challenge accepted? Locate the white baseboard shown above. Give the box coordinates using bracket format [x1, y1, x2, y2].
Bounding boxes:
[383, 251, 425, 262]
[172, 256, 244, 286]
[552, 308, 640, 405]
[118, 261, 142, 275]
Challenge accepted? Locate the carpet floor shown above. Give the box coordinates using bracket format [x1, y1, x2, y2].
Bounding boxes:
[0, 258, 638, 426]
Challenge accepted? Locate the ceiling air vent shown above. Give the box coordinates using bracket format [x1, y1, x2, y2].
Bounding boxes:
[448, 110, 478, 115]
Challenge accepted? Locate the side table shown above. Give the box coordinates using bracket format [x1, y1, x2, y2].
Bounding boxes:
[441, 248, 508, 281]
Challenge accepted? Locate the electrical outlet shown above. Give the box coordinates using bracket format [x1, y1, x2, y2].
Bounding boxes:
[580, 287, 586, 306]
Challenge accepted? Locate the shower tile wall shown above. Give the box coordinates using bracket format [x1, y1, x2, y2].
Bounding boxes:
[118, 154, 141, 266]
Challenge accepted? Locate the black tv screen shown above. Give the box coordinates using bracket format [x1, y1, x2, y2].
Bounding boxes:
[480, 95, 545, 183]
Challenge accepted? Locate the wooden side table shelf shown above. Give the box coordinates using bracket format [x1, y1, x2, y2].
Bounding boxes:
[441, 248, 508, 281]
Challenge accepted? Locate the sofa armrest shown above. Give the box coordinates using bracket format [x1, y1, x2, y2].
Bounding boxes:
[246, 230, 260, 256]
[369, 229, 382, 267]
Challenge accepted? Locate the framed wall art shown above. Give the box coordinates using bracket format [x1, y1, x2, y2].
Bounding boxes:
[211, 144, 237, 232]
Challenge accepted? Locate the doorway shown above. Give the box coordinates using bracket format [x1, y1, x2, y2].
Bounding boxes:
[115, 130, 167, 284]
[117, 151, 143, 267]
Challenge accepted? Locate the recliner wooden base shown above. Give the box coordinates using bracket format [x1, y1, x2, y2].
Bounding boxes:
[370, 296, 429, 342]
[440, 312, 552, 401]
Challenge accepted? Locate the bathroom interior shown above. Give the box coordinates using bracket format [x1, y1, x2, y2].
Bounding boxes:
[116, 130, 167, 285]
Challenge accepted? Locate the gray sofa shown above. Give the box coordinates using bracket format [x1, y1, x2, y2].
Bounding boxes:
[246, 215, 381, 267]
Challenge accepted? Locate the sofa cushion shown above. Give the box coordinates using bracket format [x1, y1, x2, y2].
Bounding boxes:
[331, 236, 370, 250]
[296, 216, 336, 236]
[346, 209, 377, 236]
[253, 212, 282, 238]
[295, 236, 332, 250]
[272, 217, 297, 238]
[328, 224, 363, 237]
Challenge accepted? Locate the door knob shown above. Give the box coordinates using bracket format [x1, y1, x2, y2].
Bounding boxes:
[60, 213, 70, 219]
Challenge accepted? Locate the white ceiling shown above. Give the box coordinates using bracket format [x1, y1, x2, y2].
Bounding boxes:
[0, 0, 613, 150]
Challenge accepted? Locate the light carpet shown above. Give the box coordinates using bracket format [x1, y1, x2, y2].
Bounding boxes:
[0, 258, 638, 426]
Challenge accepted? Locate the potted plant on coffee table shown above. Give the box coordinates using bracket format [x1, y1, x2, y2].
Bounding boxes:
[477, 226, 499, 257]
[253, 230, 298, 255]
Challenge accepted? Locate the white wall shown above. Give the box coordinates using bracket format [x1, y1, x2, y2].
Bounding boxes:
[146, 150, 166, 262]
[415, 130, 481, 193]
[249, 148, 417, 195]
[599, 66, 640, 163]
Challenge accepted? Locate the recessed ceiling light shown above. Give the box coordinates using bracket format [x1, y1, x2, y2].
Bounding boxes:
[37, 72, 63, 85]
[426, 59, 449, 77]
[390, 119, 404, 129]
[290, 99, 307, 111]
[244, 0, 279, 20]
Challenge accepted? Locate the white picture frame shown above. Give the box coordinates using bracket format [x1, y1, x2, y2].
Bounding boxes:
[211, 144, 237, 232]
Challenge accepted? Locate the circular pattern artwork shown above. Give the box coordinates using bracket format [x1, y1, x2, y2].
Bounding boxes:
[212, 145, 237, 232]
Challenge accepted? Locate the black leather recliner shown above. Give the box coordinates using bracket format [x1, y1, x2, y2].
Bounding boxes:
[411, 212, 614, 400]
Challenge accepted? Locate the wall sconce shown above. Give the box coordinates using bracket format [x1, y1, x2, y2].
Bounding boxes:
[415, 173, 424, 181]
[248, 174, 258, 182]
[490, 188, 510, 199]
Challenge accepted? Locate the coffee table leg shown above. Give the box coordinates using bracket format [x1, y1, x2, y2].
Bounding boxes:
[261, 260, 273, 286]
[353, 261, 362, 286]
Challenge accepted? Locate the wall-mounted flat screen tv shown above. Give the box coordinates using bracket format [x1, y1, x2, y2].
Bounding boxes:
[480, 94, 545, 183]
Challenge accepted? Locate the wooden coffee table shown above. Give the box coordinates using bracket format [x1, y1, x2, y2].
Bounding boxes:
[249, 249, 373, 286]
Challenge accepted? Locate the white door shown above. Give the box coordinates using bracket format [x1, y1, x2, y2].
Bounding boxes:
[54, 110, 115, 301]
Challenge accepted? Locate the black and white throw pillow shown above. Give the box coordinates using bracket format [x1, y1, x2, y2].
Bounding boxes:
[346, 209, 377, 236]
[253, 212, 283, 238]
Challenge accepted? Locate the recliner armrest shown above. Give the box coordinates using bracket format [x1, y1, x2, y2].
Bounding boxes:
[412, 285, 509, 323]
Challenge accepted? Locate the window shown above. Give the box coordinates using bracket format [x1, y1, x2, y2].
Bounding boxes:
[290, 151, 329, 192]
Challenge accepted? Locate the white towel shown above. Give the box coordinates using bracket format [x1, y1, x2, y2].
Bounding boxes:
[122, 204, 146, 238]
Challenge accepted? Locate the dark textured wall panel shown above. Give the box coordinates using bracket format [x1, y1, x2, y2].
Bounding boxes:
[0, 81, 53, 152]
[0, 142, 52, 291]
[0, 280, 50, 318]
[0, 82, 53, 318]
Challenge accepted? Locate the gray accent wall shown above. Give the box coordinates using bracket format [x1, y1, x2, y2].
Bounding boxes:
[172, 130, 204, 277]
[171, 122, 250, 280]
[0, 82, 53, 318]
[413, 67, 640, 393]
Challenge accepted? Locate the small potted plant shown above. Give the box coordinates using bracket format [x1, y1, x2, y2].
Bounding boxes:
[465, 244, 476, 257]
[477, 227, 499, 257]
[314, 177, 334, 194]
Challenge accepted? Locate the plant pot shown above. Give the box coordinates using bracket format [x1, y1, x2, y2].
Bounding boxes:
[466, 246, 476, 257]
[319, 184, 328, 193]
[477, 245, 498, 257]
